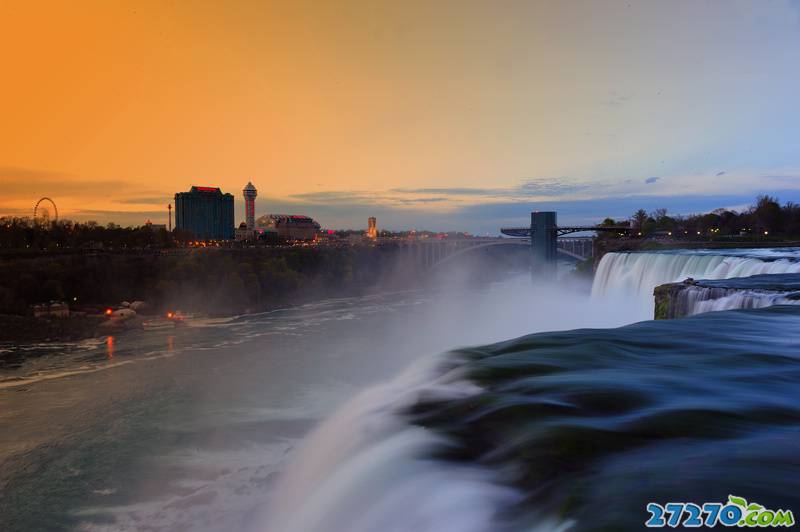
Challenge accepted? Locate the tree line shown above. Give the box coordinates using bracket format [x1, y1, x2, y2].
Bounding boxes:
[0, 218, 199, 252]
[598, 195, 800, 239]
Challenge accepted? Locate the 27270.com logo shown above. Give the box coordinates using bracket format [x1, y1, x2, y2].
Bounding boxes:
[646, 495, 794, 528]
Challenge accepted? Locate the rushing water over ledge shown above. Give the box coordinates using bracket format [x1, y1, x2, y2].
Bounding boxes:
[264, 304, 800, 531]
[674, 285, 800, 316]
[592, 248, 800, 313]
[261, 249, 800, 532]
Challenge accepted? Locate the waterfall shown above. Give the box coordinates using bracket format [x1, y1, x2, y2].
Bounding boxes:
[258, 356, 521, 532]
[591, 250, 800, 313]
[673, 285, 800, 317]
[258, 248, 800, 532]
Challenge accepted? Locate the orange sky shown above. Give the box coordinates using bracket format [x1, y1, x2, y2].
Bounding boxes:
[2, 1, 800, 230]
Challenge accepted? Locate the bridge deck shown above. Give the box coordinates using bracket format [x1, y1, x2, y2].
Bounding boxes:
[501, 226, 631, 237]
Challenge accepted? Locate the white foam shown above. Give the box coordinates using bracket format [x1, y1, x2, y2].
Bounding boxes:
[258, 356, 518, 532]
[592, 250, 800, 314]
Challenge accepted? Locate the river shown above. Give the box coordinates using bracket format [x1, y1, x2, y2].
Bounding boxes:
[1, 248, 800, 531]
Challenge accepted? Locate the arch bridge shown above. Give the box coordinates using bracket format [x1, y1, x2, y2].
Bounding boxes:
[392, 211, 631, 274]
[393, 235, 595, 270]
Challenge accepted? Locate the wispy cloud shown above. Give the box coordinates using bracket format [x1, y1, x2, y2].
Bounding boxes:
[117, 196, 172, 205]
[645, 176, 659, 184]
[517, 180, 593, 196]
[763, 174, 800, 183]
[0, 166, 117, 196]
[289, 190, 370, 202]
[392, 178, 595, 200]
[289, 190, 457, 207]
[599, 92, 632, 107]
[390, 187, 505, 196]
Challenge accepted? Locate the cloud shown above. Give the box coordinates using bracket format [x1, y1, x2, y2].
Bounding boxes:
[645, 176, 660, 184]
[400, 197, 447, 203]
[764, 174, 800, 183]
[390, 187, 505, 196]
[68, 209, 170, 226]
[0, 166, 121, 196]
[716, 171, 726, 176]
[0, 206, 32, 217]
[74, 209, 167, 217]
[117, 196, 172, 205]
[392, 179, 595, 200]
[290, 190, 457, 207]
[517, 180, 592, 196]
[600, 92, 632, 107]
[289, 190, 371, 202]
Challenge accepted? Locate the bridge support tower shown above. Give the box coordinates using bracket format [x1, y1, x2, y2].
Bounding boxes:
[531, 211, 557, 279]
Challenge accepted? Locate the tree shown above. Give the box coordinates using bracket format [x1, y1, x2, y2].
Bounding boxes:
[650, 208, 668, 223]
[631, 209, 648, 230]
[754, 195, 783, 233]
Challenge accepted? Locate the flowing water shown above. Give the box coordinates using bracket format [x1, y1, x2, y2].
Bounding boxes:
[664, 273, 800, 317]
[592, 247, 800, 314]
[2, 248, 800, 531]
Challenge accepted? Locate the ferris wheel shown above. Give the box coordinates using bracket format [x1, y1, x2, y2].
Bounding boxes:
[33, 197, 58, 224]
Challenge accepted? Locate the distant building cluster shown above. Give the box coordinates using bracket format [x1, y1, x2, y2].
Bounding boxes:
[256, 214, 320, 241]
[172, 181, 320, 243]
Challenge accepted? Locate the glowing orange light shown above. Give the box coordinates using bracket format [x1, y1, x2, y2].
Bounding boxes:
[105, 308, 113, 315]
[167, 311, 174, 319]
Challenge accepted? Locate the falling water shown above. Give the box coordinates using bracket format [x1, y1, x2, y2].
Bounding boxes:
[260, 248, 800, 532]
[591, 248, 800, 313]
[673, 285, 800, 317]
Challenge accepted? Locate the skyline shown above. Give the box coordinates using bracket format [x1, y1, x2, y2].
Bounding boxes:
[3, 0, 800, 233]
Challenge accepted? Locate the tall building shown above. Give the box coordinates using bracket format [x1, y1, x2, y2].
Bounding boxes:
[174, 186, 234, 240]
[243, 181, 257, 229]
[367, 217, 377, 239]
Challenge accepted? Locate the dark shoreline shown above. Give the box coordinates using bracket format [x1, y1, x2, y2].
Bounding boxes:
[0, 314, 105, 344]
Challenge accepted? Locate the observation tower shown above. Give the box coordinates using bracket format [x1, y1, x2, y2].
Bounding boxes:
[243, 182, 257, 230]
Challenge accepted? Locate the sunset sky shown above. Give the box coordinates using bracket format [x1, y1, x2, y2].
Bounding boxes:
[2, 0, 800, 233]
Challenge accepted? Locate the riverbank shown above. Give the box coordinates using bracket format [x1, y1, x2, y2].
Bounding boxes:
[0, 244, 528, 345]
[0, 314, 104, 343]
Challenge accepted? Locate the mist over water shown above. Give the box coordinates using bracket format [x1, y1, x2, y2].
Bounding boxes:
[261, 249, 800, 532]
[2, 249, 800, 531]
[0, 269, 636, 532]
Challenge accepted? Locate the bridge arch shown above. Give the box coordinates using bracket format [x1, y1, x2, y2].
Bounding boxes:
[427, 239, 584, 270]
